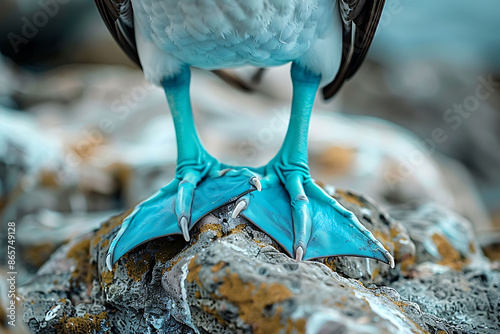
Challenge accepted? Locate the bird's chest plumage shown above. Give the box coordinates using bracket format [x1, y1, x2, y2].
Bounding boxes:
[133, 0, 335, 68]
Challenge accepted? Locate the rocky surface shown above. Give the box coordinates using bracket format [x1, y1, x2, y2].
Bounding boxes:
[19, 189, 500, 334]
[1, 63, 495, 288]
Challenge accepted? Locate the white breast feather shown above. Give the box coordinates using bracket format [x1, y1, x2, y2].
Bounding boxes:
[132, 0, 342, 86]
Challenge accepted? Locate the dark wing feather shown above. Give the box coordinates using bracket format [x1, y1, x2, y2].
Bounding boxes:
[322, 0, 385, 99]
[94, 0, 255, 91]
[94, 0, 141, 67]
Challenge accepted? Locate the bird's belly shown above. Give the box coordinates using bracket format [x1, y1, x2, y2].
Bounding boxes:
[134, 0, 335, 69]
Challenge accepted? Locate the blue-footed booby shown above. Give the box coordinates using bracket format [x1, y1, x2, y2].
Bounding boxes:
[94, 0, 394, 269]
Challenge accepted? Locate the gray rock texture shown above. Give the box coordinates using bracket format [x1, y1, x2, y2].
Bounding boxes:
[20, 190, 500, 333]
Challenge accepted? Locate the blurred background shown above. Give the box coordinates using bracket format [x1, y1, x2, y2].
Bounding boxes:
[0, 0, 499, 328]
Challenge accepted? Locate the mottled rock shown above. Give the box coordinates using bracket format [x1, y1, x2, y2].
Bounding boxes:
[20, 192, 499, 333]
[2, 66, 493, 290]
[389, 202, 489, 271]
[393, 270, 500, 333]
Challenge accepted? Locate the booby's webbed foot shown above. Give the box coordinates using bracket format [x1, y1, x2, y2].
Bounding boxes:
[237, 161, 394, 267]
[230, 63, 394, 267]
[106, 164, 262, 270]
[105, 66, 267, 270]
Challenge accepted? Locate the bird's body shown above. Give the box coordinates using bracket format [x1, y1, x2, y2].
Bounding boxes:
[133, 0, 341, 85]
[96, 0, 395, 269]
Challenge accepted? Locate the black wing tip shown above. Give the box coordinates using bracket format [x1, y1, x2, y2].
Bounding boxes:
[323, 0, 386, 100]
[94, 0, 141, 68]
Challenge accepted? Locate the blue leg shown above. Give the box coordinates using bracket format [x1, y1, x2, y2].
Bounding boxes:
[240, 63, 394, 266]
[106, 67, 261, 269]
[164, 66, 217, 240]
[265, 63, 318, 260]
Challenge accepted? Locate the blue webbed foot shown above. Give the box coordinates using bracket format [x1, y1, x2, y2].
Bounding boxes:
[106, 167, 261, 270]
[234, 162, 395, 267]
[106, 66, 269, 270]
[226, 63, 394, 267]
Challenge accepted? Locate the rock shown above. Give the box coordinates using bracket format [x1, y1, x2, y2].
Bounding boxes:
[20, 190, 500, 333]
[2, 64, 493, 289]
[392, 270, 500, 333]
[390, 203, 500, 333]
[389, 202, 489, 271]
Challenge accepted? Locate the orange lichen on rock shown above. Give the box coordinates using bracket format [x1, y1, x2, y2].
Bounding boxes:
[187, 256, 300, 334]
[217, 272, 293, 334]
[253, 238, 281, 252]
[400, 254, 416, 273]
[390, 225, 404, 240]
[374, 226, 401, 253]
[165, 257, 181, 272]
[202, 304, 227, 325]
[148, 237, 186, 264]
[323, 257, 337, 272]
[335, 190, 364, 207]
[211, 261, 227, 273]
[125, 252, 152, 282]
[432, 233, 470, 270]
[285, 318, 307, 334]
[334, 296, 350, 310]
[67, 239, 90, 262]
[468, 242, 476, 254]
[67, 238, 96, 288]
[199, 223, 223, 238]
[101, 270, 114, 286]
[55, 312, 109, 334]
[187, 256, 202, 286]
[293, 318, 306, 334]
[374, 230, 391, 253]
[252, 306, 285, 334]
[228, 224, 247, 235]
[373, 230, 399, 260]
[374, 225, 415, 273]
